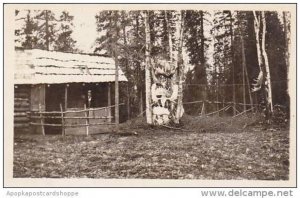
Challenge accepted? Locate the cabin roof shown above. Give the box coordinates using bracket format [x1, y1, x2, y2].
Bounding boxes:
[15, 49, 128, 84]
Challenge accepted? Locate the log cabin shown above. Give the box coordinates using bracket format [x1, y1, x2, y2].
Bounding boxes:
[14, 48, 127, 135]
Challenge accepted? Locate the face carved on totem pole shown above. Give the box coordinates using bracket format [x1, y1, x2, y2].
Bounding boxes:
[151, 58, 180, 125]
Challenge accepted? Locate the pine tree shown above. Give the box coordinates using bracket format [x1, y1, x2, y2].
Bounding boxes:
[15, 10, 38, 49]
[266, 12, 289, 110]
[212, 10, 239, 115]
[34, 10, 58, 50]
[53, 11, 76, 52]
[184, 10, 210, 115]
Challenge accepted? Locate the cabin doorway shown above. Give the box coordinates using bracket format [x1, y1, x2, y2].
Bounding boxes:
[45, 84, 65, 134]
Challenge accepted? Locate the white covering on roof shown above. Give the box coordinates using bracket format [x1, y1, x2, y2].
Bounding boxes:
[15, 49, 128, 84]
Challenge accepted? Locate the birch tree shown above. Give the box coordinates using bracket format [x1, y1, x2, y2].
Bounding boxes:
[174, 11, 185, 123]
[143, 11, 153, 124]
[252, 11, 273, 120]
[261, 12, 273, 114]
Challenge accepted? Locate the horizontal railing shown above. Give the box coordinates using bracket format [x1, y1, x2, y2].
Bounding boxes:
[29, 103, 124, 136]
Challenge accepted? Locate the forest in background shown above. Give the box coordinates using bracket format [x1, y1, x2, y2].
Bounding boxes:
[14, 9, 291, 123]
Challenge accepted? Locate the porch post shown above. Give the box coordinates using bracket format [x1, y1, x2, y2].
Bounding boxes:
[107, 83, 111, 122]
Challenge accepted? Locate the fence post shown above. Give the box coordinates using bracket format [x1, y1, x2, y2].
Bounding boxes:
[60, 104, 65, 137]
[84, 104, 89, 136]
[39, 104, 45, 136]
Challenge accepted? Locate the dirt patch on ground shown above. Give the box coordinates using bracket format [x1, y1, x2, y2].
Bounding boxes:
[13, 114, 289, 179]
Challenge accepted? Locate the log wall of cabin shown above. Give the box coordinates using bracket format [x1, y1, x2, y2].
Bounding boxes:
[14, 85, 30, 133]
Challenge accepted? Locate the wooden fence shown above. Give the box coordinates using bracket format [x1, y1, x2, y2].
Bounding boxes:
[30, 103, 124, 136]
[182, 100, 259, 117]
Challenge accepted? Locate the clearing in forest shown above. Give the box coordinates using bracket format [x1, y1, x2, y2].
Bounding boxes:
[13, 114, 289, 180]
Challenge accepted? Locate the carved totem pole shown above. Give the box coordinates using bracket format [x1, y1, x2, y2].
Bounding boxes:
[144, 10, 185, 125]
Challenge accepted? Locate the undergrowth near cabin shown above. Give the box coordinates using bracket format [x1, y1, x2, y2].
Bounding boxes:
[13, 113, 289, 180]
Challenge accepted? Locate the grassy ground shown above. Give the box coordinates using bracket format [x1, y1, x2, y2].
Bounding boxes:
[13, 114, 289, 180]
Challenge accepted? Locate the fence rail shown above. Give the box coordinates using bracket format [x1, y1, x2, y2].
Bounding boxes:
[183, 100, 260, 106]
[30, 104, 124, 114]
[30, 122, 115, 127]
[29, 103, 124, 136]
[30, 116, 113, 119]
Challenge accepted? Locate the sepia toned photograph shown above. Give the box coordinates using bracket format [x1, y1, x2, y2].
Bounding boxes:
[3, 3, 296, 187]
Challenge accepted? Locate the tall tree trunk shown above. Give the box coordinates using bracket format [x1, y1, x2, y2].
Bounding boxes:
[140, 91, 144, 115]
[45, 10, 49, 51]
[244, 64, 253, 111]
[144, 11, 152, 124]
[214, 57, 219, 115]
[25, 12, 31, 49]
[122, 12, 130, 120]
[165, 11, 173, 60]
[199, 11, 207, 114]
[242, 36, 254, 111]
[175, 11, 185, 123]
[229, 11, 236, 115]
[283, 11, 290, 69]
[148, 11, 155, 50]
[114, 12, 120, 131]
[253, 11, 263, 112]
[261, 11, 273, 115]
[135, 14, 144, 116]
[114, 50, 119, 131]
[253, 12, 263, 70]
[253, 11, 273, 119]
[239, 26, 254, 111]
[240, 32, 247, 111]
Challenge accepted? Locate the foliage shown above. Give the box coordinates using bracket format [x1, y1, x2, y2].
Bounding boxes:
[14, 9, 291, 122]
[15, 10, 39, 49]
[265, 12, 289, 109]
[183, 11, 211, 114]
[92, 9, 290, 121]
[34, 10, 58, 50]
[53, 11, 76, 52]
[15, 9, 77, 52]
